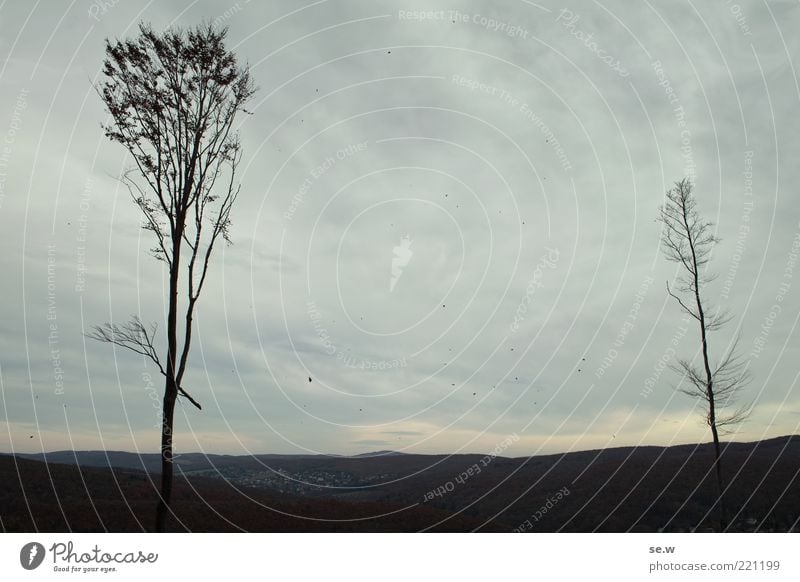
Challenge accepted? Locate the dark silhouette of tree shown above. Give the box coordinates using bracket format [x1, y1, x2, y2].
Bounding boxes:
[657, 178, 751, 531]
[88, 22, 255, 531]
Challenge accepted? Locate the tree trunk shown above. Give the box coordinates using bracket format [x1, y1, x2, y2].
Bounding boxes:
[709, 418, 728, 531]
[682, 189, 728, 532]
[155, 380, 177, 531]
[155, 234, 182, 532]
[699, 312, 727, 531]
[695, 278, 728, 531]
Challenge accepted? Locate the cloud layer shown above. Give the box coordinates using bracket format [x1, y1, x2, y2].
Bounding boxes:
[1, 0, 799, 456]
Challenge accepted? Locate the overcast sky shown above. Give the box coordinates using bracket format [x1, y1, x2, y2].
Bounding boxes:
[1, 0, 799, 457]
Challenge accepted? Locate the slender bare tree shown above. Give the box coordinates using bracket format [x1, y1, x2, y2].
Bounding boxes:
[657, 178, 751, 531]
[88, 22, 255, 531]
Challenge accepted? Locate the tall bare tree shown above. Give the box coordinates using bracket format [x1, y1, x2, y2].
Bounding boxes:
[88, 22, 255, 531]
[657, 178, 751, 531]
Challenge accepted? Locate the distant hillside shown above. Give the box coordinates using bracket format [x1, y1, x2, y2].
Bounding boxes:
[0, 455, 497, 532]
[3, 435, 799, 532]
[14, 450, 328, 473]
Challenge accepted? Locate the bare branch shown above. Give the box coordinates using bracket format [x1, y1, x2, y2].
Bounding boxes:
[666, 281, 700, 321]
[177, 386, 202, 410]
[86, 316, 166, 376]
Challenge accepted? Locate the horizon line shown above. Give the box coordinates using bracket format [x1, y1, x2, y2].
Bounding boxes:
[4, 433, 797, 460]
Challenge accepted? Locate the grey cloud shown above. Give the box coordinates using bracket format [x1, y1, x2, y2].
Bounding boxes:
[1, 0, 798, 456]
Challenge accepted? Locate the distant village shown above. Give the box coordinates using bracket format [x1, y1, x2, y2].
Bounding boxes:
[183, 466, 393, 496]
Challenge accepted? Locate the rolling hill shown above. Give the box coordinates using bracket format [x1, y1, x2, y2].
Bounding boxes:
[3, 435, 799, 532]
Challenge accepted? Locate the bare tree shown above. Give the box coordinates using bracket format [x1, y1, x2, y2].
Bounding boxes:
[88, 22, 255, 531]
[657, 178, 751, 531]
